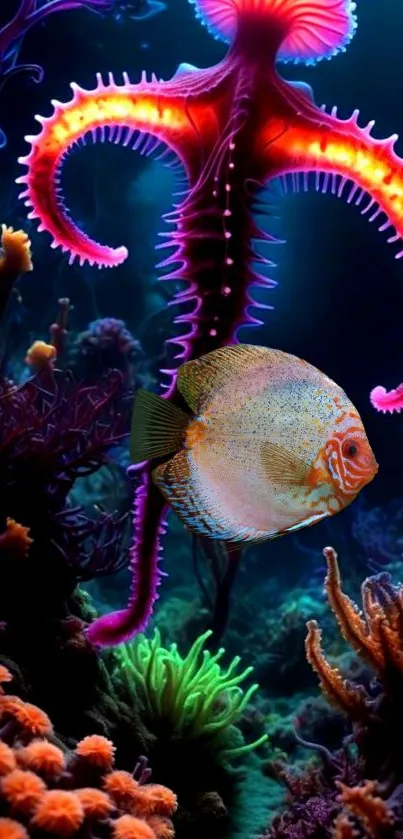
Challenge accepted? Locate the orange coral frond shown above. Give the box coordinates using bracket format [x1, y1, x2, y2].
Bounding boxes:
[75, 787, 113, 819]
[332, 814, 358, 839]
[0, 666, 13, 691]
[75, 734, 115, 769]
[148, 815, 175, 839]
[16, 740, 65, 777]
[0, 818, 29, 839]
[0, 743, 17, 775]
[323, 547, 385, 670]
[6, 700, 53, 738]
[305, 620, 366, 716]
[0, 519, 33, 559]
[337, 781, 393, 838]
[0, 226, 33, 278]
[132, 784, 177, 818]
[25, 340, 57, 370]
[104, 770, 140, 810]
[31, 790, 84, 837]
[0, 768, 46, 815]
[113, 814, 156, 839]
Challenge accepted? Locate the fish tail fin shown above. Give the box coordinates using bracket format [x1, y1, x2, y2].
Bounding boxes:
[130, 390, 190, 464]
[190, 0, 357, 64]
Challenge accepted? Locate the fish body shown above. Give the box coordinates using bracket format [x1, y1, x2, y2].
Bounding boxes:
[130, 345, 378, 545]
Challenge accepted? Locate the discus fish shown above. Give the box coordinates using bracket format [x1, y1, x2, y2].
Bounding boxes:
[130, 345, 378, 545]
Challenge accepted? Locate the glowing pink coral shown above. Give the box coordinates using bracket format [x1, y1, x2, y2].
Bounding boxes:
[370, 384, 403, 414]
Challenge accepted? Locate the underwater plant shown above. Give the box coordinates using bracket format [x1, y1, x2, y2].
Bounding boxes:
[0, 664, 177, 839]
[115, 628, 268, 759]
[0, 224, 137, 742]
[260, 545, 403, 837]
[16, 0, 403, 647]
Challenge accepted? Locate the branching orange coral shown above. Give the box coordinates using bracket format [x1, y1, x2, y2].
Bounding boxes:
[331, 781, 394, 839]
[0, 666, 177, 838]
[305, 545, 403, 714]
[305, 620, 366, 717]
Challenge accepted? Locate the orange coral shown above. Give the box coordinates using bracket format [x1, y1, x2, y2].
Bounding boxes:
[31, 790, 84, 837]
[104, 770, 140, 810]
[0, 226, 32, 278]
[148, 815, 175, 839]
[17, 740, 65, 777]
[4, 700, 53, 738]
[75, 734, 115, 769]
[0, 666, 13, 688]
[132, 784, 178, 817]
[0, 742, 16, 775]
[0, 668, 176, 839]
[305, 545, 403, 715]
[0, 818, 29, 839]
[337, 781, 392, 839]
[113, 814, 156, 839]
[332, 814, 358, 839]
[305, 620, 366, 717]
[75, 787, 113, 819]
[1, 768, 46, 815]
[25, 340, 57, 370]
[0, 519, 33, 559]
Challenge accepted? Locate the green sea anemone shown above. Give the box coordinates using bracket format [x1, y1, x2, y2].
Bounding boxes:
[115, 628, 268, 759]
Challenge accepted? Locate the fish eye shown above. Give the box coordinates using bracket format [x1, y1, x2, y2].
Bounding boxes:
[342, 439, 359, 459]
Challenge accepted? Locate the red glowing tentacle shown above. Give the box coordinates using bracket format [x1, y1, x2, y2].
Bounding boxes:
[261, 109, 403, 255]
[16, 73, 201, 268]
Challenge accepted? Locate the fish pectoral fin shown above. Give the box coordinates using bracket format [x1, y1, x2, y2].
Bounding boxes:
[130, 389, 189, 464]
[178, 344, 279, 412]
[261, 441, 311, 486]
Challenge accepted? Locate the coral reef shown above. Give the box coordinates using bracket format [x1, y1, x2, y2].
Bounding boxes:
[116, 629, 268, 758]
[113, 630, 268, 838]
[260, 545, 403, 837]
[0, 225, 250, 839]
[17, 0, 403, 648]
[0, 665, 177, 839]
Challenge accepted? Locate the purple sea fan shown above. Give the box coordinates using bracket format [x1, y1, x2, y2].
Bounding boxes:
[0, 364, 131, 618]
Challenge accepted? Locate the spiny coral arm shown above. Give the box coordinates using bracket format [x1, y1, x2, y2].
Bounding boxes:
[86, 471, 168, 647]
[305, 619, 366, 716]
[17, 75, 198, 268]
[370, 384, 403, 414]
[0, 224, 32, 323]
[337, 781, 393, 837]
[263, 109, 403, 255]
[323, 546, 385, 670]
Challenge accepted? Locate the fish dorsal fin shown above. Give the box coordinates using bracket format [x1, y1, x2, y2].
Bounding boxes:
[178, 344, 288, 413]
[261, 442, 311, 486]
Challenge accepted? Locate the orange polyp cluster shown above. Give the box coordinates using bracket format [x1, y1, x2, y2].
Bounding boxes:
[0, 519, 33, 560]
[0, 667, 177, 838]
[25, 340, 57, 371]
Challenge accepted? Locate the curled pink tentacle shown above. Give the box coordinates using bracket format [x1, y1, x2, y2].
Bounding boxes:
[370, 385, 403, 414]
